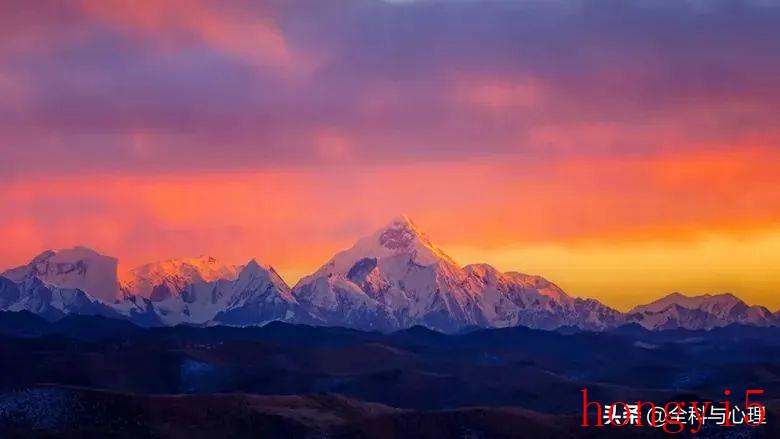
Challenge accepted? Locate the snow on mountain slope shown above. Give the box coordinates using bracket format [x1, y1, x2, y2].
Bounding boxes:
[119, 256, 240, 300]
[630, 292, 740, 315]
[293, 274, 399, 331]
[627, 292, 776, 330]
[113, 259, 302, 327]
[308, 215, 458, 276]
[293, 216, 622, 332]
[110, 294, 164, 327]
[0, 275, 120, 322]
[212, 260, 310, 326]
[293, 216, 488, 331]
[465, 264, 623, 330]
[2, 224, 776, 332]
[2, 247, 119, 303]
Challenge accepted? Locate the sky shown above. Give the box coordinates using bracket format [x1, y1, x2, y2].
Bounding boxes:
[1, 0, 780, 311]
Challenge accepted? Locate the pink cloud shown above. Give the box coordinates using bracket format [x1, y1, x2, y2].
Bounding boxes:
[81, 0, 302, 71]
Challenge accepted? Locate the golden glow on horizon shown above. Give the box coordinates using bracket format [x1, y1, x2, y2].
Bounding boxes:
[445, 227, 780, 311]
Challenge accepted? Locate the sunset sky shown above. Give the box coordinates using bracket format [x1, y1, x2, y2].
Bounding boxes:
[2, 0, 780, 310]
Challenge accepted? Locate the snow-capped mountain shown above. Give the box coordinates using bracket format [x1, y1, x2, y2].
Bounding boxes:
[114, 259, 304, 327]
[0, 275, 120, 322]
[2, 247, 119, 303]
[211, 260, 310, 326]
[292, 215, 471, 331]
[292, 215, 622, 332]
[119, 255, 240, 300]
[0, 220, 777, 332]
[464, 264, 624, 330]
[626, 292, 777, 330]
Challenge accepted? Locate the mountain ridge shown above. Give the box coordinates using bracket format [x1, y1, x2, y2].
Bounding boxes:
[1, 217, 777, 332]
[118, 255, 241, 300]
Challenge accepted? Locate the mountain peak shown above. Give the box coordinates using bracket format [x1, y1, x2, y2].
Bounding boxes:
[236, 259, 288, 289]
[627, 292, 775, 330]
[383, 214, 417, 231]
[192, 254, 219, 265]
[377, 215, 426, 250]
[2, 246, 119, 303]
[120, 256, 239, 299]
[372, 215, 455, 265]
[241, 259, 264, 274]
[295, 216, 458, 293]
[630, 291, 744, 315]
[30, 246, 110, 263]
[127, 255, 237, 279]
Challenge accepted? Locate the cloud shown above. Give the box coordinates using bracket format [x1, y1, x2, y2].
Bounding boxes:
[1, 0, 779, 182]
[80, 0, 301, 70]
